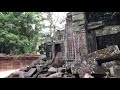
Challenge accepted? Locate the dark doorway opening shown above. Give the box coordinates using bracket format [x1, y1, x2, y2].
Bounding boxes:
[52, 44, 63, 68]
[55, 44, 61, 56]
[46, 45, 52, 60]
[96, 32, 120, 50]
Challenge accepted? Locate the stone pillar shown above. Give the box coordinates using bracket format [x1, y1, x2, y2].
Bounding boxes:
[64, 24, 67, 61]
[66, 13, 75, 60]
[52, 42, 55, 60]
[72, 12, 88, 60]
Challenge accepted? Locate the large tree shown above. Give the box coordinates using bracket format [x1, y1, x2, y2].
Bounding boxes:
[0, 12, 44, 54]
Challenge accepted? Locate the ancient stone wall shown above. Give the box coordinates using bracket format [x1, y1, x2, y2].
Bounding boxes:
[0, 59, 34, 71]
[85, 12, 120, 53]
[95, 25, 120, 36]
[0, 54, 39, 71]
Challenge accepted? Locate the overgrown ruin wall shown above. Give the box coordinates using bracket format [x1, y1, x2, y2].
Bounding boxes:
[45, 12, 120, 63]
[86, 12, 120, 52]
[95, 25, 120, 36]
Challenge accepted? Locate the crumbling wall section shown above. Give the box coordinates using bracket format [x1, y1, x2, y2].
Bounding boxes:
[85, 12, 120, 53]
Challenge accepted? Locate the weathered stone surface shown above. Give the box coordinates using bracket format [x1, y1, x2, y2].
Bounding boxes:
[83, 73, 94, 78]
[72, 20, 85, 32]
[45, 60, 53, 66]
[72, 12, 84, 15]
[102, 61, 116, 68]
[96, 25, 120, 36]
[29, 65, 35, 68]
[48, 67, 57, 73]
[102, 61, 120, 77]
[115, 60, 120, 65]
[24, 68, 37, 77]
[8, 71, 26, 78]
[44, 37, 53, 43]
[36, 65, 44, 72]
[87, 21, 104, 30]
[97, 54, 120, 64]
[32, 72, 40, 78]
[73, 21, 85, 27]
[85, 45, 120, 62]
[72, 61, 98, 77]
[37, 74, 48, 78]
[78, 28, 88, 55]
[63, 73, 75, 78]
[46, 72, 63, 78]
[13, 71, 25, 75]
[40, 54, 46, 59]
[109, 65, 120, 78]
[109, 66, 114, 76]
[67, 12, 72, 17]
[72, 12, 85, 22]
[91, 66, 107, 75]
[7, 73, 19, 78]
[19, 73, 26, 78]
[52, 59, 65, 68]
[57, 67, 66, 73]
[73, 26, 79, 32]
[71, 45, 120, 77]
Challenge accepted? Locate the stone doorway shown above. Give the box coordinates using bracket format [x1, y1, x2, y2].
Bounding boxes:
[96, 32, 120, 50]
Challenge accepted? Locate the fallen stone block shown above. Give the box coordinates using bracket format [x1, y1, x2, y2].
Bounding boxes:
[102, 61, 116, 68]
[19, 72, 26, 78]
[85, 45, 120, 63]
[71, 45, 120, 77]
[24, 68, 37, 77]
[48, 67, 57, 73]
[36, 65, 44, 72]
[83, 73, 94, 78]
[7, 73, 19, 78]
[109, 66, 115, 77]
[110, 65, 120, 78]
[37, 74, 48, 78]
[8, 71, 26, 78]
[57, 67, 66, 73]
[45, 60, 53, 66]
[97, 53, 120, 64]
[91, 66, 108, 78]
[102, 61, 120, 77]
[63, 72, 75, 78]
[46, 72, 63, 78]
[32, 72, 40, 78]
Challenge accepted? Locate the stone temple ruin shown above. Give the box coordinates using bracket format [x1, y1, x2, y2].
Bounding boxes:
[43, 12, 120, 78]
[45, 12, 120, 64]
[7, 12, 120, 78]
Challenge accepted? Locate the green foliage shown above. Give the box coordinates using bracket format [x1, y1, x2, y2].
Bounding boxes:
[0, 12, 45, 54]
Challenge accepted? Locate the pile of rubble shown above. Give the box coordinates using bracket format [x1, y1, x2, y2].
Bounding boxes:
[7, 45, 120, 78]
[7, 58, 69, 78]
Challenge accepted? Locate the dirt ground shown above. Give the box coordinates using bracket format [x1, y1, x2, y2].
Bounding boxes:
[0, 69, 19, 78]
